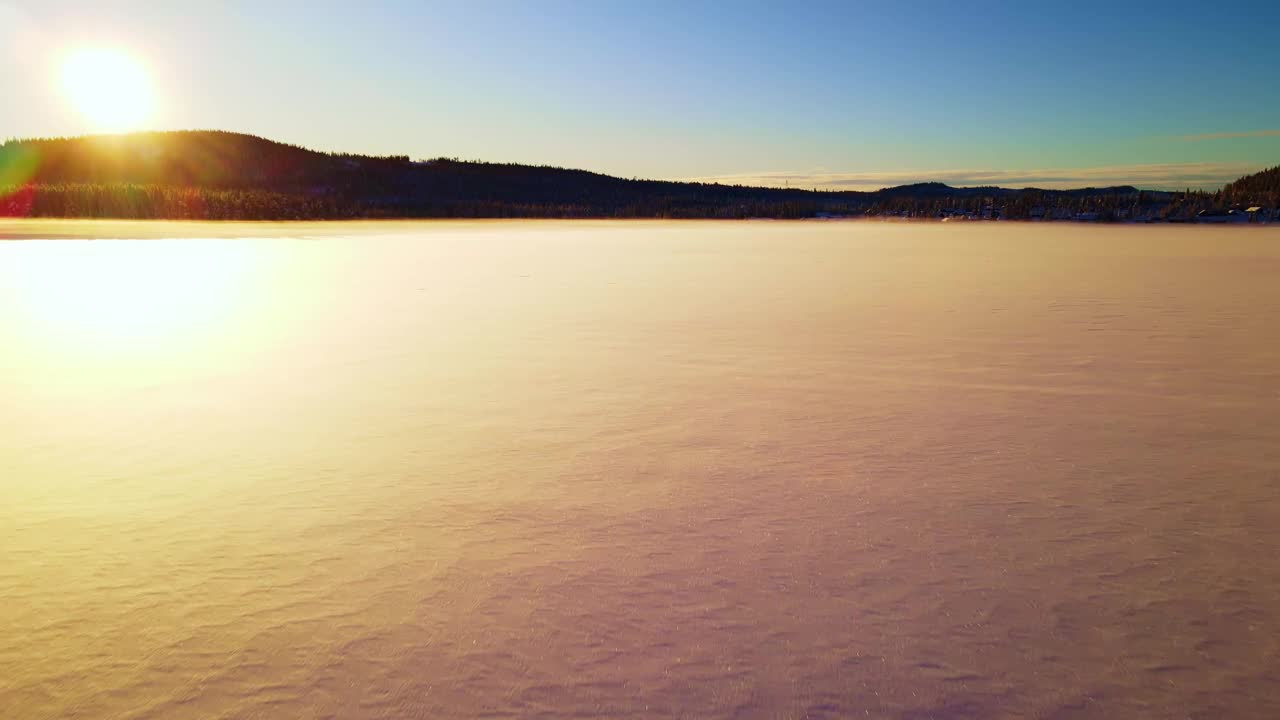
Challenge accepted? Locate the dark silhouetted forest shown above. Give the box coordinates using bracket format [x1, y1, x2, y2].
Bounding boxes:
[1221, 165, 1280, 207]
[0, 131, 1275, 221]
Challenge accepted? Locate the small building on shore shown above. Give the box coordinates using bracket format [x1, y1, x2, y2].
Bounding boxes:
[1196, 208, 1249, 223]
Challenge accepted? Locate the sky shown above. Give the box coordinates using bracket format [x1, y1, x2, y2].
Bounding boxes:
[1, 0, 1278, 190]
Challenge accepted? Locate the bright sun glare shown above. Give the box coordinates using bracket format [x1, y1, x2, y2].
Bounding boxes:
[0, 239, 257, 358]
[60, 48, 155, 133]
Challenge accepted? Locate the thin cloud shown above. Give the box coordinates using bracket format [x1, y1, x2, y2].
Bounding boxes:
[1179, 129, 1280, 141]
[680, 162, 1263, 192]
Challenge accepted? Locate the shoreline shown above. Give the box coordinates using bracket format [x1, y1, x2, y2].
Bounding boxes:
[3, 216, 1278, 241]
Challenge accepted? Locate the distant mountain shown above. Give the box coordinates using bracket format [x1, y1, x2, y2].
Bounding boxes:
[0, 131, 1272, 221]
[875, 181, 1142, 199]
[877, 182, 978, 198]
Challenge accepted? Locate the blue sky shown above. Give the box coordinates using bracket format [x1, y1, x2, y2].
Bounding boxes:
[2, 0, 1277, 189]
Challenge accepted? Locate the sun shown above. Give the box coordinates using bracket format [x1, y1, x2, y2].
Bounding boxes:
[60, 48, 155, 133]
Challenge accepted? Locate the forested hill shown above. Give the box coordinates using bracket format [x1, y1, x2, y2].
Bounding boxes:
[0, 131, 868, 219]
[0, 131, 1271, 220]
[1222, 165, 1280, 205]
[2, 131, 353, 188]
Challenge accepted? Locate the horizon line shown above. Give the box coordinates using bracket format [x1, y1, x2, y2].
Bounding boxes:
[4, 129, 1273, 194]
[677, 161, 1274, 193]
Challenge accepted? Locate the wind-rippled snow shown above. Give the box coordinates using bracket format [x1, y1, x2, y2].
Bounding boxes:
[3, 220, 1279, 719]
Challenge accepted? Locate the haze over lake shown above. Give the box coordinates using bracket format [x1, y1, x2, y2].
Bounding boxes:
[3, 220, 1279, 719]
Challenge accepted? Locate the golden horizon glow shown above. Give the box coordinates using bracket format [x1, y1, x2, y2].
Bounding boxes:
[59, 48, 155, 133]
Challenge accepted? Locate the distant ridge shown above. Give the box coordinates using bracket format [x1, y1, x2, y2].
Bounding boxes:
[0, 131, 1274, 220]
[874, 181, 1142, 198]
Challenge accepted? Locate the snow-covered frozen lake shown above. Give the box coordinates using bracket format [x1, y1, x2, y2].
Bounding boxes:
[3, 220, 1279, 718]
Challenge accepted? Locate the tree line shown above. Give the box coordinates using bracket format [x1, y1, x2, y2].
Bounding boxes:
[1, 132, 1276, 220]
